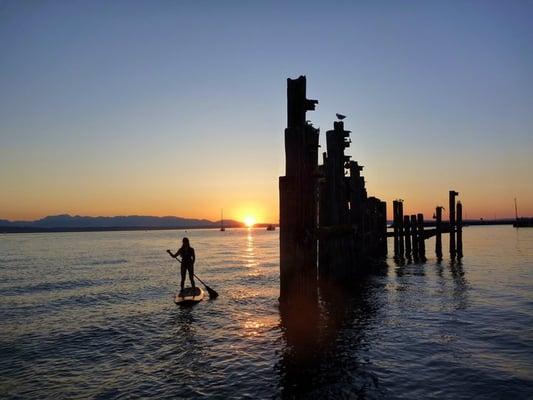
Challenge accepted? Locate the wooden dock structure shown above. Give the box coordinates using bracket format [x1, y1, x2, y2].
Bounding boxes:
[279, 76, 387, 304]
[388, 191, 464, 262]
[279, 76, 464, 304]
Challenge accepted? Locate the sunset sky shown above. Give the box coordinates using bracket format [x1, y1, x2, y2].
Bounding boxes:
[1, 1, 532, 223]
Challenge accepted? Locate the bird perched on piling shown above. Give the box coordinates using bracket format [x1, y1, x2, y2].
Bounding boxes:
[336, 113, 346, 120]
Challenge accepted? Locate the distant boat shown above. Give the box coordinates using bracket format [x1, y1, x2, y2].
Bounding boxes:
[266, 224, 275, 231]
[514, 218, 533, 227]
[220, 209, 225, 231]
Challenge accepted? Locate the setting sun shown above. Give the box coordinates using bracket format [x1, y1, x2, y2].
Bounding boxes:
[244, 216, 256, 228]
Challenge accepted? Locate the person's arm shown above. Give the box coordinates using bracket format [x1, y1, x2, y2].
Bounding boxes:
[166, 249, 181, 259]
[191, 248, 196, 264]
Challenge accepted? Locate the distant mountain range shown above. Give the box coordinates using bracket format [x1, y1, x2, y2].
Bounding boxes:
[0, 214, 244, 233]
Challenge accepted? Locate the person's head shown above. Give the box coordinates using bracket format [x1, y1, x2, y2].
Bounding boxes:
[182, 237, 190, 248]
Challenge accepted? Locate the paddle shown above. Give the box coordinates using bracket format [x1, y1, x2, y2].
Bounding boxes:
[166, 250, 219, 299]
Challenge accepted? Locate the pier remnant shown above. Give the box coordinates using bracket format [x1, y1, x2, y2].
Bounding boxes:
[279, 76, 319, 303]
[318, 119, 387, 279]
[393, 201, 399, 257]
[435, 206, 443, 260]
[279, 76, 387, 302]
[398, 201, 405, 259]
[279, 76, 463, 303]
[410, 214, 418, 260]
[449, 190, 458, 258]
[457, 201, 463, 258]
[389, 194, 461, 263]
[417, 213, 426, 261]
[404, 215, 411, 259]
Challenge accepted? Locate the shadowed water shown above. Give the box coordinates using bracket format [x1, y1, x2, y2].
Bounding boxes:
[0, 226, 532, 398]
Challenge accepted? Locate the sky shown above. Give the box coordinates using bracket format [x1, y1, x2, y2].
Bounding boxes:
[1, 0, 532, 223]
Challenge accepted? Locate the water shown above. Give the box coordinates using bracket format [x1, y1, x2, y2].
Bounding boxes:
[0, 226, 532, 399]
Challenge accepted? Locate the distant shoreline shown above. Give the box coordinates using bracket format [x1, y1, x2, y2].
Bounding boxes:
[0, 225, 249, 234]
[0, 220, 516, 234]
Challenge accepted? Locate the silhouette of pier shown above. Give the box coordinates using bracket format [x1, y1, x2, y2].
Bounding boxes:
[389, 191, 463, 262]
[279, 76, 464, 304]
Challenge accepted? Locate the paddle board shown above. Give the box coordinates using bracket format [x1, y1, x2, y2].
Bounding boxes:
[174, 286, 205, 305]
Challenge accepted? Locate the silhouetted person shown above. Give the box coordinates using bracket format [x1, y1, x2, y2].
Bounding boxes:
[168, 237, 196, 294]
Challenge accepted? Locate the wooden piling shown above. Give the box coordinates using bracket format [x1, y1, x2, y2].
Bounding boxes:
[449, 190, 458, 259]
[279, 76, 319, 303]
[378, 201, 388, 256]
[435, 206, 443, 260]
[398, 201, 404, 258]
[417, 213, 426, 261]
[411, 214, 418, 260]
[404, 215, 411, 259]
[393, 201, 399, 257]
[457, 201, 463, 258]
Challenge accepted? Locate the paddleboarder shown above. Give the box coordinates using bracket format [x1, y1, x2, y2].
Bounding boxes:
[168, 237, 196, 294]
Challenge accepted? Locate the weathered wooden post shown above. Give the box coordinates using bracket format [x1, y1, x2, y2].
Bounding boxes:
[411, 214, 418, 260]
[404, 215, 411, 259]
[378, 201, 388, 256]
[398, 201, 404, 258]
[417, 213, 426, 261]
[435, 206, 443, 260]
[348, 161, 365, 227]
[319, 119, 356, 278]
[393, 201, 399, 258]
[457, 201, 463, 258]
[279, 76, 319, 303]
[449, 190, 458, 259]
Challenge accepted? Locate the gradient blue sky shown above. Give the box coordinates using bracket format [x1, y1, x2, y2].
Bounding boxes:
[1, 0, 532, 222]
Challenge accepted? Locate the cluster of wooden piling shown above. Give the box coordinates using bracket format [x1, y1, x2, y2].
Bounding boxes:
[279, 76, 387, 303]
[392, 201, 427, 262]
[318, 120, 387, 280]
[279, 76, 466, 304]
[391, 191, 464, 262]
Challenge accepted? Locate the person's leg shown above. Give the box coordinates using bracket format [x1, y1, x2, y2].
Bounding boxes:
[189, 265, 196, 288]
[180, 264, 186, 291]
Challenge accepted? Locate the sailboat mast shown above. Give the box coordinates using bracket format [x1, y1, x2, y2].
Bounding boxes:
[514, 198, 519, 221]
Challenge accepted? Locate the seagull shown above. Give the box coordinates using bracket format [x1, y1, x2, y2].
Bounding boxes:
[336, 113, 346, 120]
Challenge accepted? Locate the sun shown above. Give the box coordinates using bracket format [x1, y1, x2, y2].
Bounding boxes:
[244, 216, 256, 228]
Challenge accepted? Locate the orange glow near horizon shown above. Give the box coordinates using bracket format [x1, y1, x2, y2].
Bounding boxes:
[244, 216, 256, 228]
[1, 193, 533, 223]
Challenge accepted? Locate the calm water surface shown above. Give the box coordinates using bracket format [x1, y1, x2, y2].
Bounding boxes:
[1, 226, 532, 399]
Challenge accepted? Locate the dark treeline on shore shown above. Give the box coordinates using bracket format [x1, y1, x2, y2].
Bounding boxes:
[0, 214, 246, 233]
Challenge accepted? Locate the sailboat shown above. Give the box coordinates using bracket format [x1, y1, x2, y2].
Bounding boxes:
[513, 198, 533, 227]
[220, 209, 225, 231]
